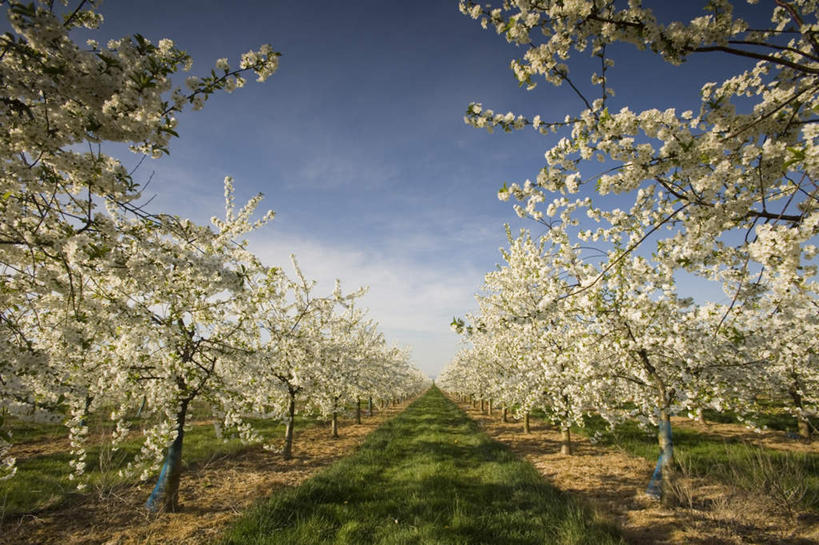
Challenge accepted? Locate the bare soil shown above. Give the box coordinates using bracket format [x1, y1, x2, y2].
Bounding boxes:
[0, 404, 407, 545]
[455, 399, 819, 545]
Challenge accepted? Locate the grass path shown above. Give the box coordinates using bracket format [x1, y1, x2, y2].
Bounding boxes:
[222, 387, 624, 545]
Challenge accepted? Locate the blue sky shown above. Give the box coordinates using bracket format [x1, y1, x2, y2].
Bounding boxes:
[54, 1, 767, 377]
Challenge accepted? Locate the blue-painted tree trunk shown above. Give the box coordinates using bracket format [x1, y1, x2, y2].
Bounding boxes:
[646, 413, 674, 501]
[146, 398, 189, 512]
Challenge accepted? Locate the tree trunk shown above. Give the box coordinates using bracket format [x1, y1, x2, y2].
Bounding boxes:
[502, 407, 508, 423]
[524, 412, 530, 434]
[560, 427, 572, 455]
[646, 410, 674, 504]
[79, 395, 93, 427]
[789, 380, 812, 441]
[356, 397, 362, 424]
[136, 395, 147, 418]
[488, 399, 493, 416]
[640, 349, 676, 504]
[146, 398, 189, 512]
[283, 391, 296, 460]
[798, 415, 812, 441]
[368, 396, 373, 417]
[331, 411, 339, 438]
[471, 396, 477, 408]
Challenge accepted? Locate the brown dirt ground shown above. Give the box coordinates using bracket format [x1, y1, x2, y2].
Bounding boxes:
[454, 398, 819, 545]
[0, 404, 408, 545]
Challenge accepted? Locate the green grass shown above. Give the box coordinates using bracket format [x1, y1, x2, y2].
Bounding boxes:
[222, 387, 624, 545]
[571, 415, 819, 511]
[699, 407, 818, 434]
[0, 414, 314, 516]
[2, 418, 66, 444]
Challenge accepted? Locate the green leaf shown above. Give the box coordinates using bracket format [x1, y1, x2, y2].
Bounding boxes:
[784, 146, 806, 169]
[10, 3, 37, 18]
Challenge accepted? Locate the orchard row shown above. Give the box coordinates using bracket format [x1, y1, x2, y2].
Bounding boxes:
[441, 0, 817, 504]
[0, 1, 427, 513]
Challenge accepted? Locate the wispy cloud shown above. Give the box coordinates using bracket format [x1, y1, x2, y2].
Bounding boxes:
[294, 153, 400, 191]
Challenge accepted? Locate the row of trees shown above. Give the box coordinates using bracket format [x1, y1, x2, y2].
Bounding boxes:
[440, 224, 816, 500]
[441, 0, 817, 504]
[0, 1, 427, 513]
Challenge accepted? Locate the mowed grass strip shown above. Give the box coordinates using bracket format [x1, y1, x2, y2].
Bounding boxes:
[222, 387, 624, 545]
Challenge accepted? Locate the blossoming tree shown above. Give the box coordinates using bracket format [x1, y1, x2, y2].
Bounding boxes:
[245, 260, 427, 455]
[443, 222, 767, 501]
[460, 0, 817, 294]
[459, 0, 818, 348]
[450, 0, 819, 500]
[245, 259, 364, 459]
[1, 0, 278, 492]
[99, 182, 273, 513]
